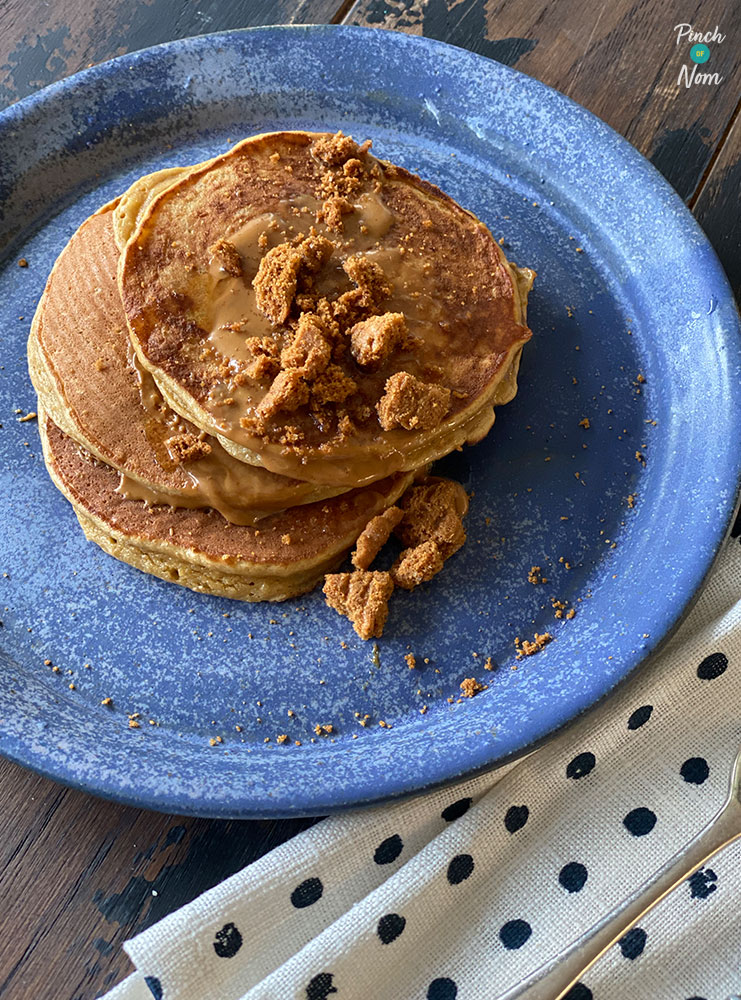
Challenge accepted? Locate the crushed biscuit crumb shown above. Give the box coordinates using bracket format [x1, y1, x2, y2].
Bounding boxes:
[460, 677, 487, 698]
[527, 565, 548, 585]
[312, 132, 365, 165]
[349, 312, 407, 369]
[310, 364, 357, 405]
[280, 313, 331, 381]
[515, 632, 553, 659]
[351, 506, 404, 570]
[396, 478, 468, 557]
[166, 432, 212, 464]
[323, 570, 394, 640]
[253, 370, 310, 426]
[343, 254, 392, 308]
[318, 194, 352, 230]
[208, 238, 243, 277]
[377, 371, 451, 431]
[391, 539, 445, 590]
[253, 242, 303, 324]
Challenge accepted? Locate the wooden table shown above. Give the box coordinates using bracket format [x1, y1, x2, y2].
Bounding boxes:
[0, 3, 738, 997]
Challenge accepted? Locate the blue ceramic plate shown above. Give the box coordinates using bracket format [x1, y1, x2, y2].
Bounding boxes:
[0, 26, 739, 818]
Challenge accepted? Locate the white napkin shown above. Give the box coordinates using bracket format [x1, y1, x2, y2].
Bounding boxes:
[102, 535, 741, 1000]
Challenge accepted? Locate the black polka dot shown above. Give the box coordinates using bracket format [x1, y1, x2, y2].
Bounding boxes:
[559, 861, 588, 893]
[427, 978, 457, 1000]
[306, 972, 337, 1000]
[619, 926, 647, 959]
[377, 912, 406, 944]
[144, 977, 163, 1000]
[499, 919, 532, 949]
[680, 757, 709, 785]
[213, 922, 242, 958]
[504, 804, 529, 833]
[566, 751, 595, 779]
[688, 867, 717, 899]
[446, 853, 474, 884]
[627, 704, 653, 730]
[697, 652, 728, 680]
[563, 985, 592, 1000]
[291, 877, 324, 908]
[374, 833, 403, 865]
[441, 797, 472, 822]
[623, 807, 657, 836]
[685, 996, 709, 1000]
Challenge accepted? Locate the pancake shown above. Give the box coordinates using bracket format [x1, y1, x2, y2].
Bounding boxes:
[119, 130, 534, 487]
[29, 203, 343, 525]
[39, 410, 415, 602]
[113, 163, 210, 251]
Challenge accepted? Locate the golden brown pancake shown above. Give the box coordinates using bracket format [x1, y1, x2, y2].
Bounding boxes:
[113, 163, 211, 251]
[39, 410, 415, 602]
[29, 203, 343, 525]
[120, 130, 533, 487]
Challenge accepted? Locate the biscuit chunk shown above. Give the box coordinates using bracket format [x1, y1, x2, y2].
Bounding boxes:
[253, 243, 303, 325]
[281, 314, 332, 381]
[396, 478, 469, 556]
[391, 539, 445, 590]
[351, 506, 404, 570]
[377, 372, 451, 431]
[350, 313, 407, 369]
[208, 238, 243, 277]
[323, 570, 394, 640]
[254, 370, 309, 424]
[165, 432, 212, 464]
[343, 254, 393, 309]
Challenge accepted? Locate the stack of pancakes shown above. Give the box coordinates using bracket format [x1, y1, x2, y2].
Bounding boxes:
[29, 131, 534, 603]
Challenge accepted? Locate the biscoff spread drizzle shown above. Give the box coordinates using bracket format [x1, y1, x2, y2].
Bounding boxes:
[198, 136, 524, 458]
[119, 346, 338, 525]
[201, 172, 459, 456]
[122, 130, 532, 487]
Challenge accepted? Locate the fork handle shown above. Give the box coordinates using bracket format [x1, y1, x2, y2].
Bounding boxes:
[498, 802, 741, 1000]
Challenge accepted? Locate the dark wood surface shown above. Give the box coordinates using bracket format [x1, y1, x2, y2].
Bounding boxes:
[0, 2, 738, 998]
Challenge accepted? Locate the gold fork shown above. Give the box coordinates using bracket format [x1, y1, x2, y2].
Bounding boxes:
[500, 744, 741, 999]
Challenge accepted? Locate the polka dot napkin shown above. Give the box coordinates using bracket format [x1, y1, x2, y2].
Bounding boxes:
[101, 536, 741, 1000]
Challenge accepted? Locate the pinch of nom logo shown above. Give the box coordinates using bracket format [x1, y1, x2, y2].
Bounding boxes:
[674, 24, 725, 87]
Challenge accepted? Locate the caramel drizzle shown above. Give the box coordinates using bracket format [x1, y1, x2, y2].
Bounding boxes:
[118, 346, 332, 525]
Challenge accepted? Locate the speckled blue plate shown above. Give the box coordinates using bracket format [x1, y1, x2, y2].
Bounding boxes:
[0, 26, 739, 818]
